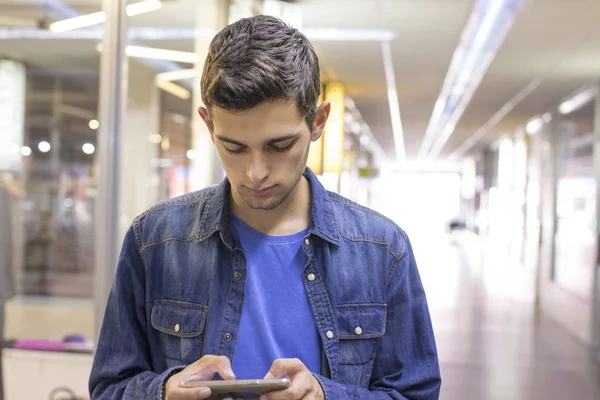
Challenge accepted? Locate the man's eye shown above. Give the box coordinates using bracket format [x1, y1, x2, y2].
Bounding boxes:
[224, 145, 245, 154]
[270, 142, 294, 153]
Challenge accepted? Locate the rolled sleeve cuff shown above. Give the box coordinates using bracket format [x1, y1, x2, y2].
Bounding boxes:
[154, 366, 186, 400]
[312, 373, 347, 400]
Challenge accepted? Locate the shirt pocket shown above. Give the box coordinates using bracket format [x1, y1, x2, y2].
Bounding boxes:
[151, 299, 208, 365]
[336, 303, 387, 366]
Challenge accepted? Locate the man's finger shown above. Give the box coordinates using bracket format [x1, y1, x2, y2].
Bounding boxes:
[266, 358, 304, 379]
[190, 355, 236, 380]
[170, 386, 212, 400]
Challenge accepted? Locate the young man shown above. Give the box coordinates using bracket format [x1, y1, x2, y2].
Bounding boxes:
[89, 15, 441, 400]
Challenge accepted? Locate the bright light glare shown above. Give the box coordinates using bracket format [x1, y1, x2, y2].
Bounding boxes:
[38, 141, 51, 153]
[49, 12, 105, 33]
[148, 133, 163, 144]
[21, 146, 32, 156]
[542, 113, 552, 123]
[89, 119, 100, 130]
[155, 80, 191, 99]
[127, 46, 198, 63]
[186, 149, 197, 160]
[82, 143, 95, 155]
[50, 1, 161, 32]
[526, 117, 543, 135]
[127, 0, 162, 17]
[559, 87, 598, 115]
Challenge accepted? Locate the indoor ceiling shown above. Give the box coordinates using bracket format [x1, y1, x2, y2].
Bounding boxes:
[1, 0, 599, 167]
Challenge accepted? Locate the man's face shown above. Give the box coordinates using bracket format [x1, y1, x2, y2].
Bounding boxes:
[199, 100, 328, 211]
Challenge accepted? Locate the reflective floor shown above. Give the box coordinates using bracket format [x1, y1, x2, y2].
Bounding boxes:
[413, 231, 600, 400]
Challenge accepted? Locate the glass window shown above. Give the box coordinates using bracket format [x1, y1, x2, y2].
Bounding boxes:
[554, 100, 597, 301]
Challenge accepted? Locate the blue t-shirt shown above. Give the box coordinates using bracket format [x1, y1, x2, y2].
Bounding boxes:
[230, 215, 322, 379]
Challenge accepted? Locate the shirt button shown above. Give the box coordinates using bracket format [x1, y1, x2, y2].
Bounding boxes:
[233, 272, 242, 281]
[355, 326, 363, 336]
[307, 273, 316, 281]
[224, 333, 232, 341]
[304, 238, 310, 246]
[174, 324, 180, 333]
[326, 330, 334, 339]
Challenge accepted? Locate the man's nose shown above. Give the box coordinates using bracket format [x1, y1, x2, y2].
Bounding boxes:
[246, 152, 269, 183]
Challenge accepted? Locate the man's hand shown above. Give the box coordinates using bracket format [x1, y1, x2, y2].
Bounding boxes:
[165, 355, 236, 400]
[259, 358, 325, 400]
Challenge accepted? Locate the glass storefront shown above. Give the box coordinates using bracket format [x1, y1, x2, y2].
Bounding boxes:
[554, 101, 596, 301]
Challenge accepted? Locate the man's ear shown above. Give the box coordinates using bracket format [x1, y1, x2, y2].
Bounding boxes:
[311, 101, 331, 142]
[198, 106, 215, 143]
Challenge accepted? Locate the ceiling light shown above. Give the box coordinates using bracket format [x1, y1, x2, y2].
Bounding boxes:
[126, 45, 198, 64]
[303, 28, 394, 41]
[186, 149, 197, 160]
[38, 141, 51, 153]
[148, 133, 163, 144]
[49, 12, 105, 33]
[82, 143, 95, 155]
[126, 0, 162, 17]
[156, 69, 199, 82]
[89, 119, 100, 130]
[156, 80, 191, 100]
[360, 135, 370, 146]
[20, 146, 32, 156]
[526, 117, 543, 135]
[49, 1, 162, 32]
[542, 113, 552, 123]
[381, 41, 406, 164]
[559, 86, 598, 115]
[161, 137, 170, 151]
[419, 0, 525, 160]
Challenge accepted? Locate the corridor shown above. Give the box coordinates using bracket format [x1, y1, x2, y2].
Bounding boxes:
[414, 231, 600, 400]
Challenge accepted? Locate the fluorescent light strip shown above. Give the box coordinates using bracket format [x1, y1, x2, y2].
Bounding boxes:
[381, 41, 406, 163]
[345, 96, 388, 164]
[156, 68, 199, 82]
[50, 11, 105, 32]
[525, 116, 543, 135]
[559, 86, 598, 115]
[126, 0, 162, 17]
[97, 43, 198, 64]
[156, 79, 191, 100]
[126, 45, 198, 63]
[418, 0, 524, 160]
[303, 28, 394, 41]
[50, 0, 161, 32]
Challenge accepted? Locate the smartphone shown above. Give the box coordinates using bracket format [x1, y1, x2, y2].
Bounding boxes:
[178, 378, 291, 394]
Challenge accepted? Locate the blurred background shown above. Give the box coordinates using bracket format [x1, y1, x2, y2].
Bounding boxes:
[0, 0, 599, 399]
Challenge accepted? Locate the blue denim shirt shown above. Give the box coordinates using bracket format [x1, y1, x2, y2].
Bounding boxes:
[89, 168, 441, 399]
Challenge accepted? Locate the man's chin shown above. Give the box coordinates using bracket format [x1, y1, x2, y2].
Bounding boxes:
[244, 198, 282, 211]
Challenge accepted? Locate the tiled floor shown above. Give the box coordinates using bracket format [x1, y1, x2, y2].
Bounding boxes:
[412, 231, 600, 400]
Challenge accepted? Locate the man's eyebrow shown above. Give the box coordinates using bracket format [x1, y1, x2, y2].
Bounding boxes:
[215, 135, 245, 146]
[266, 132, 301, 145]
[215, 132, 301, 147]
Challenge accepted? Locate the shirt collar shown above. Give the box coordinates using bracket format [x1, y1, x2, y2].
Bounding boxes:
[198, 167, 340, 249]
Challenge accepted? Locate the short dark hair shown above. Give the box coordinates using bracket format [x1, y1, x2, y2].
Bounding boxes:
[201, 15, 321, 128]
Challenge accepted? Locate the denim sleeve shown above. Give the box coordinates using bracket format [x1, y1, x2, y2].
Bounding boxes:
[316, 232, 441, 400]
[89, 225, 185, 399]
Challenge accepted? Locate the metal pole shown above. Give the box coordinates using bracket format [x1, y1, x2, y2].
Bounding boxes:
[592, 86, 600, 360]
[94, 0, 128, 340]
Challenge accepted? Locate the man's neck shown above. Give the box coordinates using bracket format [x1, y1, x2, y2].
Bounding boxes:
[230, 177, 311, 236]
